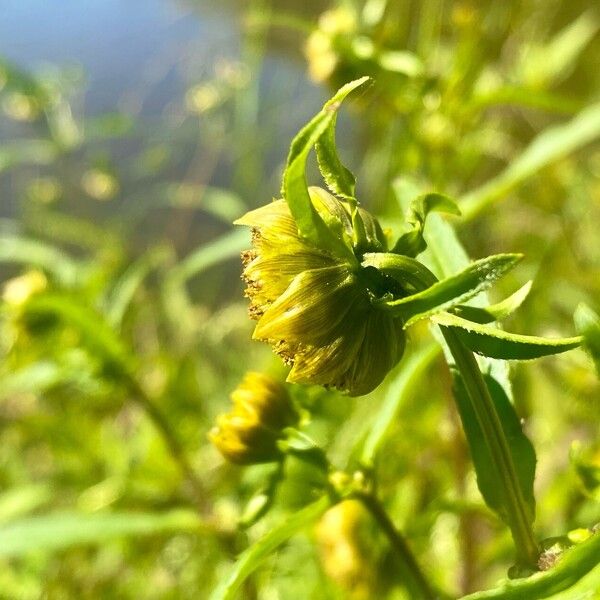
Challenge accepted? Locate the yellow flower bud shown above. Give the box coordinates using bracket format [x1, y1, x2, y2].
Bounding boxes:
[316, 500, 377, 599]
[208, 372, 298, 465]
[235, 188, 406, 396]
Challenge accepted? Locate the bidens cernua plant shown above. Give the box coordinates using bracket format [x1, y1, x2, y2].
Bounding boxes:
[209, 77, 600, 600]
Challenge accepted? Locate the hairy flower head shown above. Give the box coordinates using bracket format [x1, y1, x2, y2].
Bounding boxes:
[208, 372, 298, 465]
[236, 187, 406, 396]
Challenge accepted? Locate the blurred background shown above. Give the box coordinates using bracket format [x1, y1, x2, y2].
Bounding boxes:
[0, 1, 599, 598]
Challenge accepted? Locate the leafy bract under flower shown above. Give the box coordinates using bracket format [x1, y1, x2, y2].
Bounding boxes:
[235, 187, 405, 396]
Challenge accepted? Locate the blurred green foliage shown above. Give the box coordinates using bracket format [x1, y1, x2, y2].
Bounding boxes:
[0, 0, 599, 598]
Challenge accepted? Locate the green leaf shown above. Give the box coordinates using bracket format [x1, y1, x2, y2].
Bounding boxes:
[518, 10, 599, 89]
[0, 510, 203, 558]
[453, 281, 533, 324]
[106, 246, 169, 327]
[162, 229, 250, 334]
[0, 139, 58, 172]
[451, 371, 536, 526]
[392, 192, 461, 257]
[432, 313, 582, 360]
[315, 112, 356, 201]
[574, 303, 600, 377]
[470, 86, 582, 115]
[22, 294, 133, 375]
[282, 77, 369, 249]
[460, 531, 600, 599]
[377, 50, 424, 77]
[0, 485, 52, 525]
[0, 235, 80, 286]
[170, 228, 250, 284]
[460, 102, 600, 220]
[0, 361, 63, 400]
[359, 343, 440, 466]
[383, 254, 522, 326]
[209, 496, 333, 600]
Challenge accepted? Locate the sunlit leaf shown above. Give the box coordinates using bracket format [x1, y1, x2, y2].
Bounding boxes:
[315, 111, 356, 201]
[574, 303, 600, 377]
[0, 510, 204, 558]
[106, 247, 169, 327]
[0, 362, 63, 400]
[433, 313, 582, 360]
[383, 254, 522, 325]
[209, 496, 333, 600]
[392, 192, 461, 257]
[461, 103, 600, 219]
[0, 235, 80, 286]
[453, 281, 533, 324]
[451, 371, 536, 526]
[0, 485, 53, 525]
[358, 343, 440, 466]
[282, 77, 368, 251]
[22, 294, 133, 375]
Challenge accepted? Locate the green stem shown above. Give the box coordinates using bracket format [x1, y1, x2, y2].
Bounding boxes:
[440, 330, 539, 566]
[124, 375, 208, 512]
[356, 491, 438, 600]
[288, 436, 437, 597]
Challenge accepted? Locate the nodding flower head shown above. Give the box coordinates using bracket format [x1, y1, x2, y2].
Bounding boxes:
[208, 372, 298, 465]
[235, 187, 406, 396]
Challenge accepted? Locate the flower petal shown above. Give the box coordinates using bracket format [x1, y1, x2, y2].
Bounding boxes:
[253, 265, 361, 344]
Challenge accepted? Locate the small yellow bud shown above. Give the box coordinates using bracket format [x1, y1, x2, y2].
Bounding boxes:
[208, 372, 298, 465]
[316, 500, 376, 599]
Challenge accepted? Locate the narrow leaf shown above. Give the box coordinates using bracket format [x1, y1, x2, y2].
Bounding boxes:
[384, 254, 522, 326]
[171, 228, 250, 284]
[0, 235, 79, 287]
[432, 313, 582, 360]
[106, 247, 169, 327]
[0, 362, 63, 400]
[210, 496, 333, 600]
[574, 302, 600, 377]
[0, 511, 203, 558]
[282, 77, 369, 248]
[451, 371, 536, 526]
[23, 294, 133, 375]
[392, 192, 461, 257]
[461, 103, 600, 220]
[359, 344, 440, 466]
[315, 113, 356, 200]
[453, 281, 533, 324]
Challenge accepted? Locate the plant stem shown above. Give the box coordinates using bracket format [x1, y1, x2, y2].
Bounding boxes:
[356, 491, 437, 600]
[124, 375, 208, 512]
[441, 329, 539, 566]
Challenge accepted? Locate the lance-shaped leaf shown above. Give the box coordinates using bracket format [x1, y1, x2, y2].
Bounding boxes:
[392, 192, 461, 257]
[378, 254, 522, 326]
[452, 281, 533, 324]
[282, 77, 369, 254]
[0, 510, 204, 558]
[315, 107, 357, 201]
[210, 496, 333, 600]
[432, 313, 582, 360]
[22, 293, 134, 376]
[451, 370, 536, 527]
[574, 303, 600, 377]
